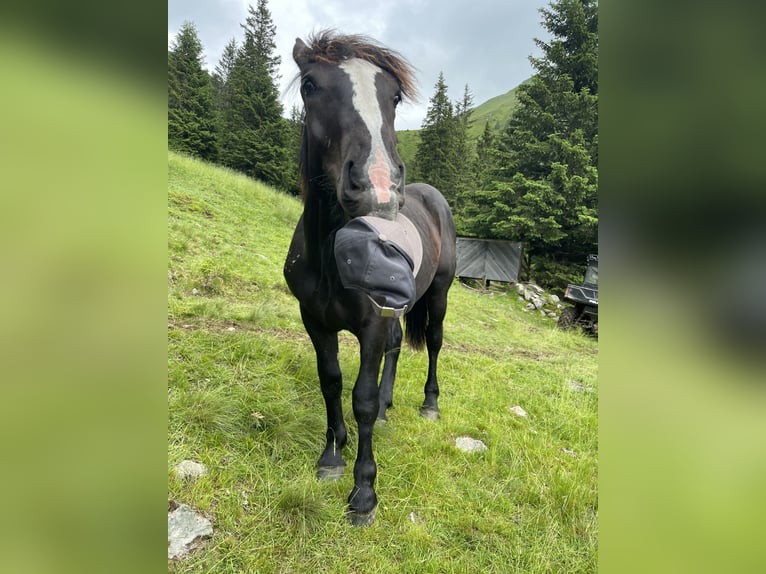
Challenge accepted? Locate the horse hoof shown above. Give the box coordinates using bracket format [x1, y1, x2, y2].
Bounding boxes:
[375, 417, 387, 427]
[347, 506, 376, 527]
[317, 466, 345, 481]
[420, 407, 440, 420]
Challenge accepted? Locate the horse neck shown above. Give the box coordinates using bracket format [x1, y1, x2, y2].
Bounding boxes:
[302, 167, 345, 272]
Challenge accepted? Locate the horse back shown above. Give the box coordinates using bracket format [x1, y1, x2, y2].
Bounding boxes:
[400, 183, 457, 296]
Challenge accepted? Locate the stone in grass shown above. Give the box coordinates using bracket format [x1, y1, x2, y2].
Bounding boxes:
[174, 460, 208, 480]
[566, 379, 594, 393]
[455, 436, 488, 453]
[409, 511, 425, 525]
[508, 405, 528, 417]
[168, 502, 213, 560]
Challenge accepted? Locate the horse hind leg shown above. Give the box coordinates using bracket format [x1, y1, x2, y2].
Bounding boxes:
[377, 319, 402, 423]
[420, 288, 449, 420]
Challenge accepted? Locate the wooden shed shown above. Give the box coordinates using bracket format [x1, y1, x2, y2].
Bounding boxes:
[455, 238, 523, 283]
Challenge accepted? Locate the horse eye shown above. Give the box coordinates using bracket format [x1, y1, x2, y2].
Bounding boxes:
[301, 77, 317, 96]
[393, 93, 402, 107]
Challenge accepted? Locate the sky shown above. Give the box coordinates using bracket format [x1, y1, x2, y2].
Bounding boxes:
[168, 0, 550, 131]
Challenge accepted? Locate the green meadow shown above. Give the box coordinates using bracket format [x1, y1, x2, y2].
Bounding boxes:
[168, 151, 597, 573]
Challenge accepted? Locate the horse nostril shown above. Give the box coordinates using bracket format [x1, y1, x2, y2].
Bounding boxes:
[348, 161, 364, 191]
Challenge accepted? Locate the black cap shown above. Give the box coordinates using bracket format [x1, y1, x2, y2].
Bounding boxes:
[334, 217, 416, 316]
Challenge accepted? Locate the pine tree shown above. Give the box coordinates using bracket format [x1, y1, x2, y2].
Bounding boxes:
[414, 73, 457, 204]
[489, 0, 598, 287]
[212, 38, 238, 95]
[283, 104, 304, 196]
[460, 121, 499, 237]
[451, 84, 475, 218]
[168, 22, 218, 161]
[474, 121, 498, 190]
[212, 38, 238, 163]
[217, 0, 290, 189]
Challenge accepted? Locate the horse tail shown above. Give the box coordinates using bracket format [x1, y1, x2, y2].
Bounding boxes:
[404, 297, 428, 351]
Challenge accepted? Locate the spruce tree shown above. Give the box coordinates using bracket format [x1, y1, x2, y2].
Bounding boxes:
[168, 22, 218, 162]
[284, 104, 304, 196]
[212, 38, 238, 96]
[414, 72, 457, 204]
[460, 121, 499, 237]
[451, 84, 475, 218]
[212, 38, 238, 164]
[218, 0, 290, 189]
[490, 0, 598, 287]
[474, 121, 498, 191]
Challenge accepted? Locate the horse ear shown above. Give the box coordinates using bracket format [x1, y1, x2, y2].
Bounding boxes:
[293, 38, 309, 66]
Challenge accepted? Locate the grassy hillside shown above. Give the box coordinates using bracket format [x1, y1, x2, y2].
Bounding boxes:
[396, 129, 420, 173]
[168, 151, 597, 573]
[396, 80, 525, 166]
[468, 84, 523, 139]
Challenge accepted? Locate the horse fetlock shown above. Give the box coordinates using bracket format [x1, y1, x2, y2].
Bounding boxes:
[347, 484, 378, 523]
[318, 438, 346, 472]
[376, 401, 392, 421]
[325, 427, 347, 450]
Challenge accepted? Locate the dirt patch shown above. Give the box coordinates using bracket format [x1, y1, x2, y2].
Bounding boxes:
[167, 317, 308, 342]
[442, 340, 553, 361]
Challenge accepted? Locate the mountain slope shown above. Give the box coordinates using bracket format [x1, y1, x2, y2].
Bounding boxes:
[396, 80, 526, 167]
[467, 83, 523, 138]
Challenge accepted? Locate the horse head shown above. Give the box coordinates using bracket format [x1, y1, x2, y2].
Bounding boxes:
[293, 31, 416, 221]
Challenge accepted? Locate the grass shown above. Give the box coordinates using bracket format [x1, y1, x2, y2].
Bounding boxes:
[168, 151, 597, 573]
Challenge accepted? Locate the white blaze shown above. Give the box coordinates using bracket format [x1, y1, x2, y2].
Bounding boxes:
[339, 58, 396, 209]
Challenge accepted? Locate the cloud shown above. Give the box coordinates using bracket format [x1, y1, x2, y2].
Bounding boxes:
[168, 0, 550, 129]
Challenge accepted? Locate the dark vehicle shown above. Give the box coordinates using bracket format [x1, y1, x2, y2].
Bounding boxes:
[558, 255, 598, 335]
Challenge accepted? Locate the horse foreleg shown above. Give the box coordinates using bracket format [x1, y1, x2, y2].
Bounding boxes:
[347, 323, 388, 525]
[377, 319, 402, 422]
[301, 308, 347, 480]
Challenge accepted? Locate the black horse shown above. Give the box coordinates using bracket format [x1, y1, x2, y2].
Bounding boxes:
[283, 30, 456, 526]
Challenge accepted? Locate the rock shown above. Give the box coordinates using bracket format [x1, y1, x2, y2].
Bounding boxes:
[409, 511, 424, 524]
[508, 405, 528, 417]
[521, 289, 534, 302]
[168, 503, 213, 560]
[191, 288, 199, 295]
[455, 436, 488, 453]
[174, 460, 208, 480]
[548, 294, 560, 304]
[566, 379, 593, 393]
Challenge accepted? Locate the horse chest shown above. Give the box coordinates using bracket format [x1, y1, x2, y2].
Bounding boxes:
[285, 263, 355, 332]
